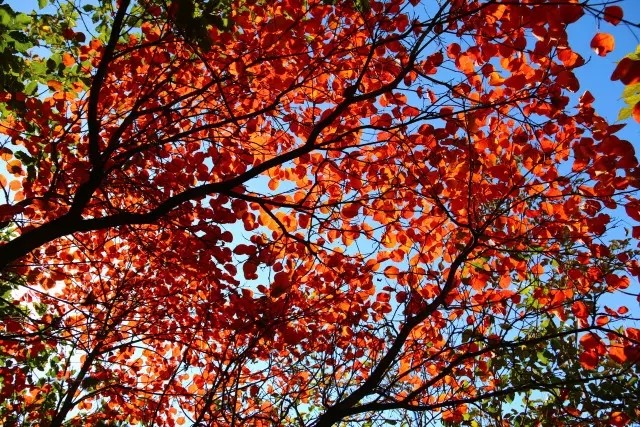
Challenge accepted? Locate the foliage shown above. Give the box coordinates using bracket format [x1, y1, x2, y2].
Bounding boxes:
[612, 44, 640, 123]
[0, 0, 639, 426]
[0, 0, 35, 112]
[0, 224, 62, 425]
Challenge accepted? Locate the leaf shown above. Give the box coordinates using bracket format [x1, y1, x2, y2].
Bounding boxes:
[579, 349, 599, 370]
[536, 351, 548, 364]
[633, 101, 640, 123]
[341, 203, 360, 219]
[603, 6, 623, 26]
[488, 72, 504, 86]
[591, 33, 615, 57]
[557, 48, 584, 68]
[580, 333, 605, 354]
[62, 52, 75, 67]
[270, 271, 290, 298]
[243, 260, 258, 280]
[625, 200, 640, 222]
[609, 412, 631, 427]
[609, 346, 628, 364]
[618, 105, 633, 121]
[611, 57, 640, 85]
[571, 301, 589, 319]
[46, 79, 63, 91]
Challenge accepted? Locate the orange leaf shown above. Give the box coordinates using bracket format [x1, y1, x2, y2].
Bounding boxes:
[603, 6, 623, 26]
[384, 265, 399, 278]
[590, 33, 614, 57]
[62, 52, 75, 67]
[488, 72, 505, 86]
[531, 264, 544, 276]
[609, 346, 628, 364]
[557, 48, 584, 68]
[9, 180, 21, 191]
[47, 80, 63, 91]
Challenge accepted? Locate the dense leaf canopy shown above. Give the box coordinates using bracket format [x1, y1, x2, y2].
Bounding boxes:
[0, 0, 639, 426]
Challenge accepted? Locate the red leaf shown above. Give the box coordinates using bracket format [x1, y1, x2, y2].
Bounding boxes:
[611, 57, 640, 85]
[609, 411, 631, 427]
[633, 101, 640, 124]
[579, 90, 595, 105]
[605, 273, 630, 290]
[579, 349, 599, 370]
[556, 70, 579, 92]
[270, 271, 290, 298]
[625, 200, 640, 222]
[590, 33, 615, 57]
[571, 301, 589, 319]
[558, 4, 584, 24]
[395, 291, 407, 303]
[234, 244, 256, 256]
[603, 6, 623, 26]
[579, 332, 604, 353]
[446, 43, 461, 59]
[341, 203, 360, 219]
[243, 261, 258, 280]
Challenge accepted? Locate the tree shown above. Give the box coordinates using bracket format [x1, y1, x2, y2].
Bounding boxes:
[1, 0, 639, 425]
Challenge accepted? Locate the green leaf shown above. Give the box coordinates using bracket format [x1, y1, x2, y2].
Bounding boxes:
[14, 13, 31, 26]
[0, 7, 10, 26]
[14, 150, 34, 166]
[38, 0, 47, 9]
[537, 351, 548, 364]
[622, 82, 640, 99]
[618, 106, 632, 121]
[24, 80, 38, 95]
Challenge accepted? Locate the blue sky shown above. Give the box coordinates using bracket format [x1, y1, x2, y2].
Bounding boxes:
[569, 1, 640, 138]
[568, 1, 640, 312]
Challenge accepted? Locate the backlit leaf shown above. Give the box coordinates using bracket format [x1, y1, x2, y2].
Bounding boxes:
[591, 33, 615, 57]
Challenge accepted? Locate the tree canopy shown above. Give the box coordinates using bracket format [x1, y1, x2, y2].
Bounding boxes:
[1, 0, 639, 425]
